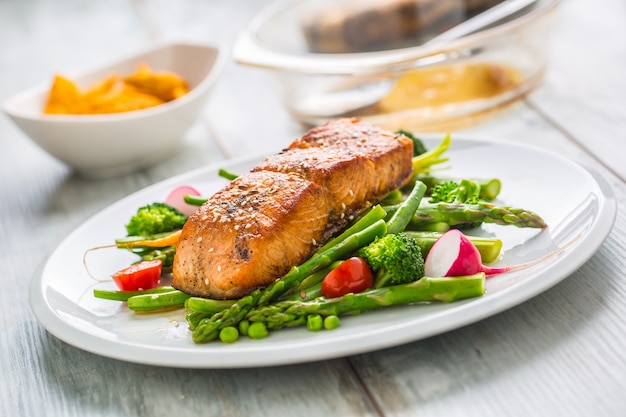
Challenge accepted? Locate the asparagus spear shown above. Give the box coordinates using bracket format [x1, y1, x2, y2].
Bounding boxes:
[281, 282, 324, 302]
[190, 214, 388, 343]
[414, 202, 547, 229]
[384, 202, 547, 231]
[245, 273, 486, 330]
[278, 263, 338, 301]
[317, 205, 386, 253]
[185, 297, 237, 314]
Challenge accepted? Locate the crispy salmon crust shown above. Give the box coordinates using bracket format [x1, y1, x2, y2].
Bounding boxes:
[172, 118, 414, 299]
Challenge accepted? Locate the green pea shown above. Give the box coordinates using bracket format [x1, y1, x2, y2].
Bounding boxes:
[307, 314, 323, 331]
[219, 326, 239, 343]
[239, 320, 250, 336]
[323, 315, 340, 330]
[248, 322, 269, 339]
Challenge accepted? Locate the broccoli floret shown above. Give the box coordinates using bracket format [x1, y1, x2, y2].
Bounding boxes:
[125, 202, 187, 237]
[429, 181, 461, 203]
[427, 179, 484, 229]
[395, 129, 428, 156]
[357, 233, 424, 288]
[429, 179, 480, 204]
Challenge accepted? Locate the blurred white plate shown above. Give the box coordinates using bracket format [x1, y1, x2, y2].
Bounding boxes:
[29, 137, 616, 368]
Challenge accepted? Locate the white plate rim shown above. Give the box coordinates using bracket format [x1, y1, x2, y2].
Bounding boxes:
[29, 136, 617, 368]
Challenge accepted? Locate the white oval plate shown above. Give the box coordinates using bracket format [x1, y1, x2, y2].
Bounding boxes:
[29, 137, 617, 368]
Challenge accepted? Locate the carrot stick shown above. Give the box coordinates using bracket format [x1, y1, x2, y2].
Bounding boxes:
[115, 229, 182, 248]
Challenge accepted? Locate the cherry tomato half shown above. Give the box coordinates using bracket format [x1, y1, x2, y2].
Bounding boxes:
[112, 260, 163, 291]
[321, 257, 374, 299]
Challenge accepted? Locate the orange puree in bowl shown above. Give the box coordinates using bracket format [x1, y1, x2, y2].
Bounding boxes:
[377, 62, 521, 113]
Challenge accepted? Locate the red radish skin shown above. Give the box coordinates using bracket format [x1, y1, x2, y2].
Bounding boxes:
[165, 185, 201, 216]
[424, 229, 558, 278]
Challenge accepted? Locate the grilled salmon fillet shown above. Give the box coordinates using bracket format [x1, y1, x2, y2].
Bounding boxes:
[172, 118, 414, 299]
[253, 118, 414, 233]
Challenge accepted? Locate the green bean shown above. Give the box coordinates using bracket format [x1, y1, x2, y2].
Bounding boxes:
[93, 286, 176, 302]
[386, 181, 427, 234]
[218, 168, 239, 180]
[127, 290, 190, 312]
[183, 195, 209, 206]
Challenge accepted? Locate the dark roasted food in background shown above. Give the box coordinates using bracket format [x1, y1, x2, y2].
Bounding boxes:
[302, 0, 504, 53]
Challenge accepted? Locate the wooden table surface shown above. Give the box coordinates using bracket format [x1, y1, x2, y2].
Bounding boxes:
[1, 0, 624, 416]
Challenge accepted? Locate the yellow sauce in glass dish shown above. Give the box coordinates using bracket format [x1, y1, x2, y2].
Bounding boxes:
[377, 62, 522, 114]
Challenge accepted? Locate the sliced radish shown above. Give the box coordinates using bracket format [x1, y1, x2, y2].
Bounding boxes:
[165, 185, 202, 216]
[424, 229, 565, 278]
[425, 230, 476, 277]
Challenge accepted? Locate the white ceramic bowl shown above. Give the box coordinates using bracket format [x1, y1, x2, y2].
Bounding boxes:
[3, 41, 225, 178]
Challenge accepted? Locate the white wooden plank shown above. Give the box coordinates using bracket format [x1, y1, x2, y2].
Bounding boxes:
[528, 0, 626, 180]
